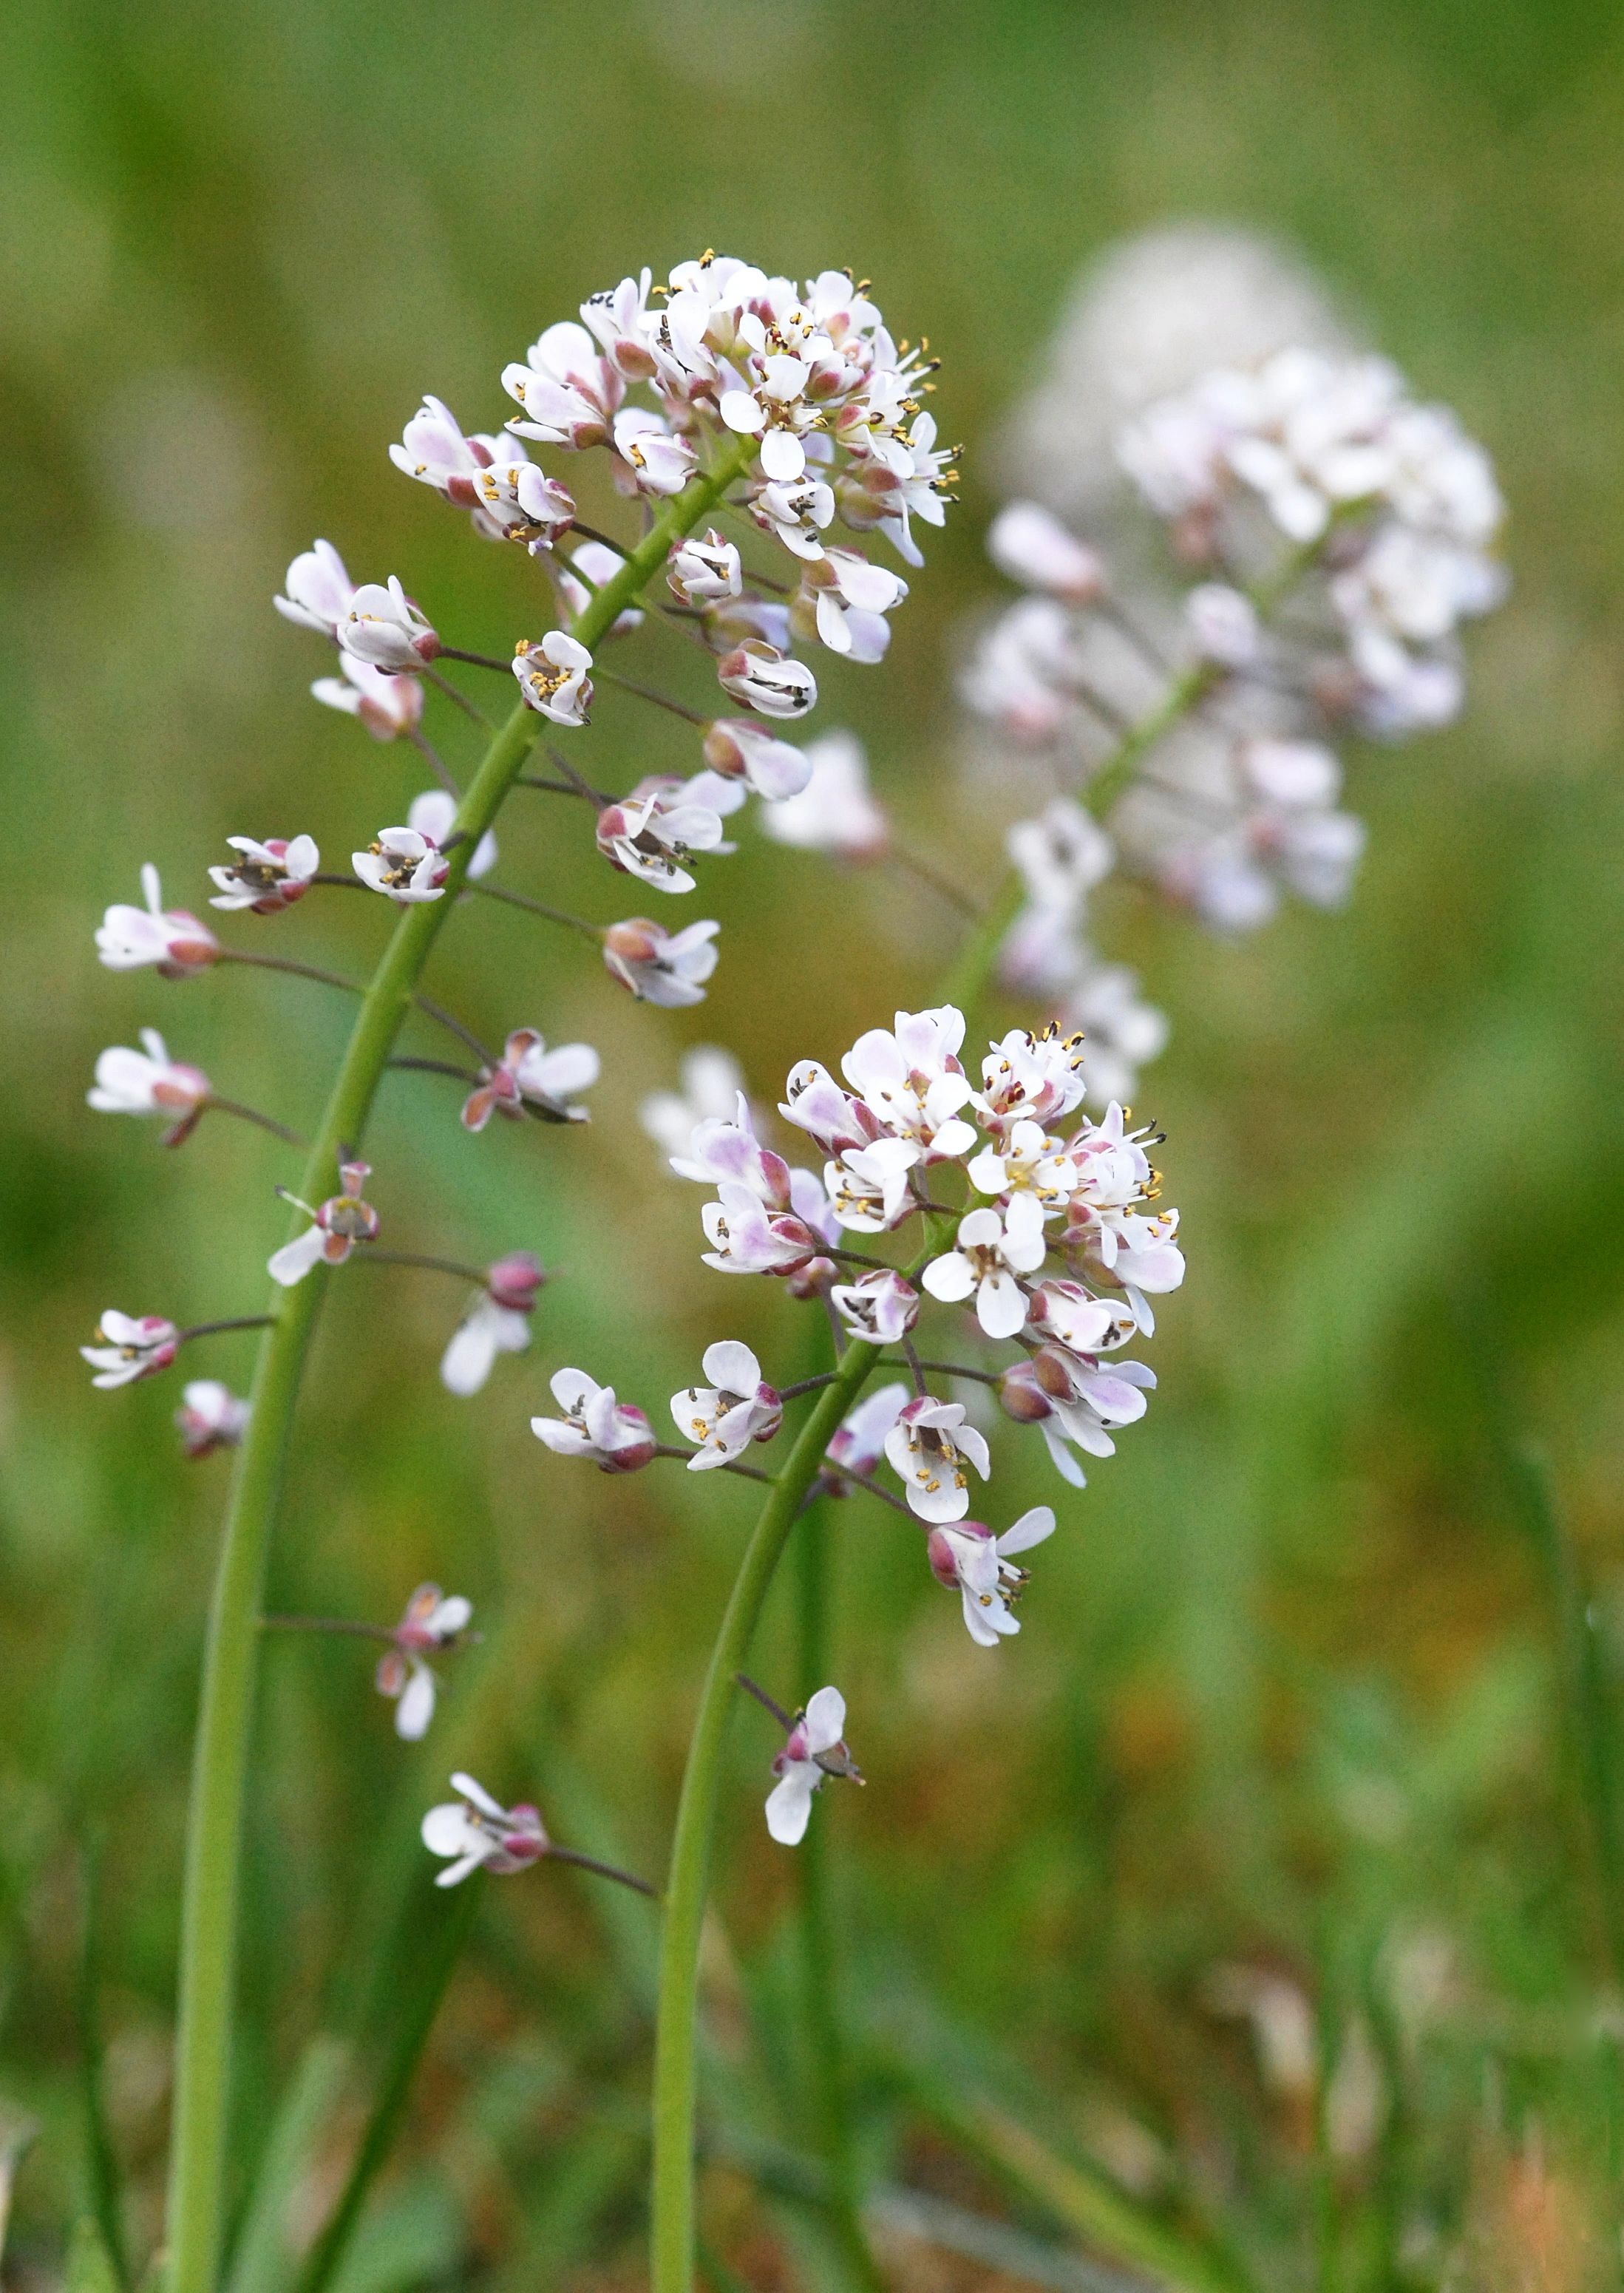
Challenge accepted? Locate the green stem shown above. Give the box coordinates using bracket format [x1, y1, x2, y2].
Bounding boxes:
[650, 1337, 882, 2293]
[163, 433, 756, 2293]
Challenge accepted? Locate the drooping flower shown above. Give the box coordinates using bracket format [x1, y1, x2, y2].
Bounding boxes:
[668, 529, 741, 605]
[999, 1342, 1155, 1488]
[311, 654, 424, 741]
[268, 1159, 380, 1286]
[602, 916, 721, 1006]
[700, 1182, 825, 1277]
[376, 1585, 474, 1740]
[512, 631, 594, 726]
[716, 641, 818, 721]
[82, 1312, 180, 1390]
[829, 1267, 920, 1342]
[920, 1198, 1049, 1339]
[421, 1774, 548, 1886]
[96, 866, 220, 978]
[670, 1340, 784, 1470]
[208, 835, 321, 914]
[88, 1030, 211, 1145]
[765, 1686, 863, 1845]
[792, 548, 908, 660]
[337, 577, 441, 672]
[460, 1030, 599, 1130]
[404, 789, 497, 883]
[595, 779, 727, 894]
[531, 1369, 656, 1472]
[640, 1046, 747, 1161]
[926, 1509, 1056, 1646]
[758, 730, 889, 858]
[700, 719, 812, 801]
[274, 539, 356, 635]
[352, 826, 446, 905]
[174, 1379, 249, 1457]
[440, 1253, 546, 1398]
[883, 1395, 991, 1523]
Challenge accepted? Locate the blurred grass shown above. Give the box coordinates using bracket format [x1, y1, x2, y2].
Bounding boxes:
[3, 0, 1624, 2284]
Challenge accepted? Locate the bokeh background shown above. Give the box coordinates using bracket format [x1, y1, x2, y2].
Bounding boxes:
[4, 1, 1624, 2286]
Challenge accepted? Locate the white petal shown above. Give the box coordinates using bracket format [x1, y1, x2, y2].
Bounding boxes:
[421, 1802, 479, 1856]
[921, 1251, 976, 1304]
[803, 1686, 846, 1753]
[960, 1586, 1010, 1647]
[996, 1506, 1056, 1557]
[434, 1849, 487, 1888]
[761, 427, 806, 483]
[765, 1764, 817, 1844]
[441, 1315, 499, 1396]
[701, 1339, 761, 1393]
[976, 1271, 1030, 1340]
[429, 1594, 472, 1637]
[395, 1665, 437, 1741]
[450, 1770, 506, 1819]
[268, 1226, 328, 1287]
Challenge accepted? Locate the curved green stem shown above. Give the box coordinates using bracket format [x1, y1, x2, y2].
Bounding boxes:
[164, 433, 755, 2293]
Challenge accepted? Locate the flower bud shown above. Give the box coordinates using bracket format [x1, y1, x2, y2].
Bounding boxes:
[486, 1251, 546, 1313]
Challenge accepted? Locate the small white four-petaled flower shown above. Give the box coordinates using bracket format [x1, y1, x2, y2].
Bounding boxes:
[670, 1342, 783, 1470]
[512, 631, 594, 725]
[531, 1369, 657, 1472]
[883, 1395, 991, 1523]
[602, 917, 721, 1006]
[441, 1252, 546, 1398]
[921, 1198, 1048, 1338]
[208, 835, 321, 914]
[96, 866, 220, 977]
[352, 826, 446, 905]
[376, 1583, 474, 1740]
[82, 1312, 180, 1390]
[461, 1030, 599, 1131]
[925, 1509, 1056, 1646]
[421, 1773, 547, 1886]
[88, 1030, 211, 1146]
[765, 1686, 863, 1845]
[268, 1159, 380, 1286]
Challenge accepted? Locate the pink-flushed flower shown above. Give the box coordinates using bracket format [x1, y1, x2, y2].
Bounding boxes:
[389, 395, 574, 545]
[823, 1137, 921, 1232]
[440, 1252, 546, 1398]
[965, 1117, 1077, 1209]
[829, 1267, 920, 1343]
[531, 1369, 656, 1472]
[641, 1046, 747, 1161]
[208, 835, 321, 914]
[987, 502, 1107, 602]
[720, 354, 825, 483]
[501, 320, 624, 449]
[701, 719, 812, 801]
[669, 1091, 793, 1208]
[174, 1379, 249, 1457]
[274, 539, 356, 636]
[404, 789, 497, 883]
[88, 1029, 211, 1146]
[512, 631, 594, 726]
[841, 1007, 978, 1161]
[466, 460, 577, 551]
[580, 268, 659, 376]
[778, 1060, 885, 1157]
[1059, 1107, 1186, 1331]
[823, 1382, 910, 1487]
[748, 475, 836, 562]
[668, 529, 741, 605]
[1025, 1280, 1135, 1359]
[884, 1395, 991, 1523]
[716, 640, 818, 721]
[602, 916, 721, 1007]
[268, 1158, 380, 1287]
[1185, 582, 1260, 668]
[921, 1198, 1049, 1339]
[926, 1508, 1056, 1646]
[999, 1343, 1155, 1488]
[766, 1686, 863, 1844]
[758, 730, 889, 858]
[96, 866, 221, 978]
[82, 1312, 180, 1390]
[792, 548, 908, 660]
[338, 577, 441, 672]
[701, 1181, 826, 1278]
[375, 1584, 474, 1740]
[973, 1026, 1090, 1136]
[421, 1774, 548, 1886]
[596, 778, 727, 895]
[670, 1340, 784, 1470]
[858, 410, 957, 567]
[461, 1030, 599, 1130]
[352, 826, 446, 905]
[611, 407, 696, 497]
[311, 655, 424, 741]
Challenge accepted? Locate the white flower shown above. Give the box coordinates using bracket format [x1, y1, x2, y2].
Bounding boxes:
[501, 320, 623, 449]
[602, 917, 721, 1006]
[863, 410, 956, 567]
[987, 503, 1105, 602]
[1185, 582, 1259, 667]
[274, 539, 355, 636]
[750, 476, 836, 562]
[700, 720, 812, 801]
[389, 395, 574, 544]
[823, 1136, 920, 1232]
[823, 1382, 910, 1483]
[840, 1007, 977, 1159]
[829, 1268, 920, 1342]
[466, 460, 577, 550]
[338, 577, 441, 671]
[921, 1198, 1049, 1339]
[965, 1118, 1077, 1208]
[758, 730, 889, 857]
[208, 835, 321, 913]
[311, 655, 424, 741]
[531, 1369, 656, 1472]
[580, 268, 658, 376]
[700, 1182, 826, 1277]
[82, 1311, 180, 1390]
[1008, 800, 1114, 916]
[883, 1395, 991, 1523]
[612, 407, 695, 497]
[88, 1030, 211, 1143]
[405, 789, 496, 882]
[441, 1253, 545, 1397]
[973, 1025, 1090, 1133]
[668, 529, 741, 605]
[513, 631, 593, 726]
[717, 641, 818, 721]
[1002, 1341, 1155, 1488]
[461, 1029, 598, 1130]
[721, 355, 823, 483]
[926, 1509, 1056, 1646]
[765, 1686, 863, 1845]
[268, 1159, 379, 1286]
[376, 1584, 473, 1740]
[793, 548, 908, 659]
[352, 826, 446, 905]
[96, 866, 220, 977]
[175, 1379, 249, 1457]
[670, 1340, 783, 1470]
[669, 1091, 792, 1207]
[421, 1773, 548, 1886]
[595, 780, 727, 895]
[640, 1047, 747, 1161]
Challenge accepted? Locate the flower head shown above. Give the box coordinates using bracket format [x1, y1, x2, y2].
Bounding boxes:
[829, 1267, 920, 1342]
[840, 1007, 978, 1160]
[670, 1340, 783, 1470]
[502, 321, 624, 449]
[338, 577, 441, 671]
[88, 1030, 211, 1145]
[208, 835, 321, 914]
[376, 1584, 473, 1740]
[596, 778, 727, 895]
[926, 1508, 1056, 1646]
[174, 1379, 249, 1457]
[96, 866, 220, 978]
[602, 916, 721, 1007]
[700, 719, 812, 801]
[668, 529, 741, 605]
[82, 1312, 180, 1390]
[352, 826, 446, 905]
[716, 642, 818, 721]
[512, 631, 594, 726]
[700, 1181, 825, 1277]
[421, 1773, 548, 1886]
[268, 1158, 380, 1287]
[531, 1369, 656, 1472]
[921, 1198, 1049, 1338]
[765, 1686, 863, 1845]
[883, 1395, 991, 1523]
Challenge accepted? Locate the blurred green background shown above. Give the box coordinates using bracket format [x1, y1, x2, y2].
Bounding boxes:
[4, 1, 1624, 2286]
